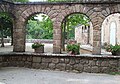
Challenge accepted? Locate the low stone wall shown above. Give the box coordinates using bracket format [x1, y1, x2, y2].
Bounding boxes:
[26, 39, 53, 43]
[0, 53, 120, 73]
[0, 38, 11, 43]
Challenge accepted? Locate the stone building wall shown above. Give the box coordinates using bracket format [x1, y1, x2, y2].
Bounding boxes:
[0, 53, 120, 73]
[75, 25, 89, 45]
[75, 22, 93, 45]
[75, 25, 83, 44]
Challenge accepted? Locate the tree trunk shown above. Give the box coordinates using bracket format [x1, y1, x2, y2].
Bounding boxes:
[67, 21, 69, 41]
[87, 26, 90, 44]
[1, 29, 4, 47]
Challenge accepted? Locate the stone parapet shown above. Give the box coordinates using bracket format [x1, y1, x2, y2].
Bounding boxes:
[0, 52, 120, 74]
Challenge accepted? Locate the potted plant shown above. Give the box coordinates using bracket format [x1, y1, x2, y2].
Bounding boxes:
[105, 44, 113, 52]
[66, 42, 80, 55]
[32, 42, 44, 53]
[106, 44, 120, 56]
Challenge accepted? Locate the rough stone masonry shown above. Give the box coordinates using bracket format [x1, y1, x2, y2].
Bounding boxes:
[0, 53, 120, 73]
[1, 0, 120, 54]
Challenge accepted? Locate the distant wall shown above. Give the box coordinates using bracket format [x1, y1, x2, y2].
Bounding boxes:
[26, 39, 53, 43]
[75, 22, 93, 45]
[0, 38, 11, 43]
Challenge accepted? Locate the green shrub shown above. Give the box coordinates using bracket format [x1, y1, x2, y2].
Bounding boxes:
[32, 42, 44, 49]
[106, 44, 120, 55]
[67, 43, 80, 55]
[111, 44, 120, 52]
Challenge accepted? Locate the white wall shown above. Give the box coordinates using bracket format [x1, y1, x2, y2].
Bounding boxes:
[102, 13, 120, 45]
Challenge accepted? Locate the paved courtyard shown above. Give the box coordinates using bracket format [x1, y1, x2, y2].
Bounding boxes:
[0, 67, 120, 84]
[0, 43, 110, 54]
[0, 43, 53, 53]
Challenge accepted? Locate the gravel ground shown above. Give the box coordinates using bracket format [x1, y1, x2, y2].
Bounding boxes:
[0, 67, 120, 84]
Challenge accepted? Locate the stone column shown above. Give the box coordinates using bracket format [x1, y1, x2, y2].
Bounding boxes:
[92, 16, 102, 55]
[13, 18, 26, 52]
[53, 21, 62, 54]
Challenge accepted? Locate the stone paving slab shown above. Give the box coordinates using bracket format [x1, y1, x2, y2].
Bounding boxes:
[0, 67, 120, 84]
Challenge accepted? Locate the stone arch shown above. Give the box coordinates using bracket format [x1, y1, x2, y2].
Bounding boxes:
[93, 6, 120, 54]
[60, 11, 92, 52]
[0, 3, 26, 52]
[18, 6, 65, 53]
[100, 7, 113, 47]
[87, 6, 117, 54]
[60, 6, 108, 54]
[12, 6, 48, 52]
[15, 6, 60, 52]
[20, 6, 61, 23]
[60, 6, 102, 54]
[59, 4, 87, 22]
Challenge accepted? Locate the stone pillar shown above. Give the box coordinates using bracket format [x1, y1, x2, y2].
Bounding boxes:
[92, 16, 102, 55]
[92, 30, 101, 55]
[13, 18, 26, 52]
[53, 21, 62, 54]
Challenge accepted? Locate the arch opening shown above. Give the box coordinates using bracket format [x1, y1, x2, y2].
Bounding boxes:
[0, 12, 14, 52]
[61, 13, 93, 54]
[101, 13, 120, 54]
[25, 13, 53, 53]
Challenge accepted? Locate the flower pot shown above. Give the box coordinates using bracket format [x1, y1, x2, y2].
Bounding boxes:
[68, 51, 79, 55]
[34, 46, 44, 53]
[112, 51, 120, 56]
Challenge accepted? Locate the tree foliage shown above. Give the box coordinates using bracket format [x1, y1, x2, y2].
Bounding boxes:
[62, 13, 90, 50]
[63, 14, 90, 39]
[0, 13, 12, 37]
[26, 14, 53, 39]
[26, 13, 90, 40]
[0, 13, 13, 47]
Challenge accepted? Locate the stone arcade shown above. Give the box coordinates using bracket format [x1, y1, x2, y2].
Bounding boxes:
[1, 0, 120, 54]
